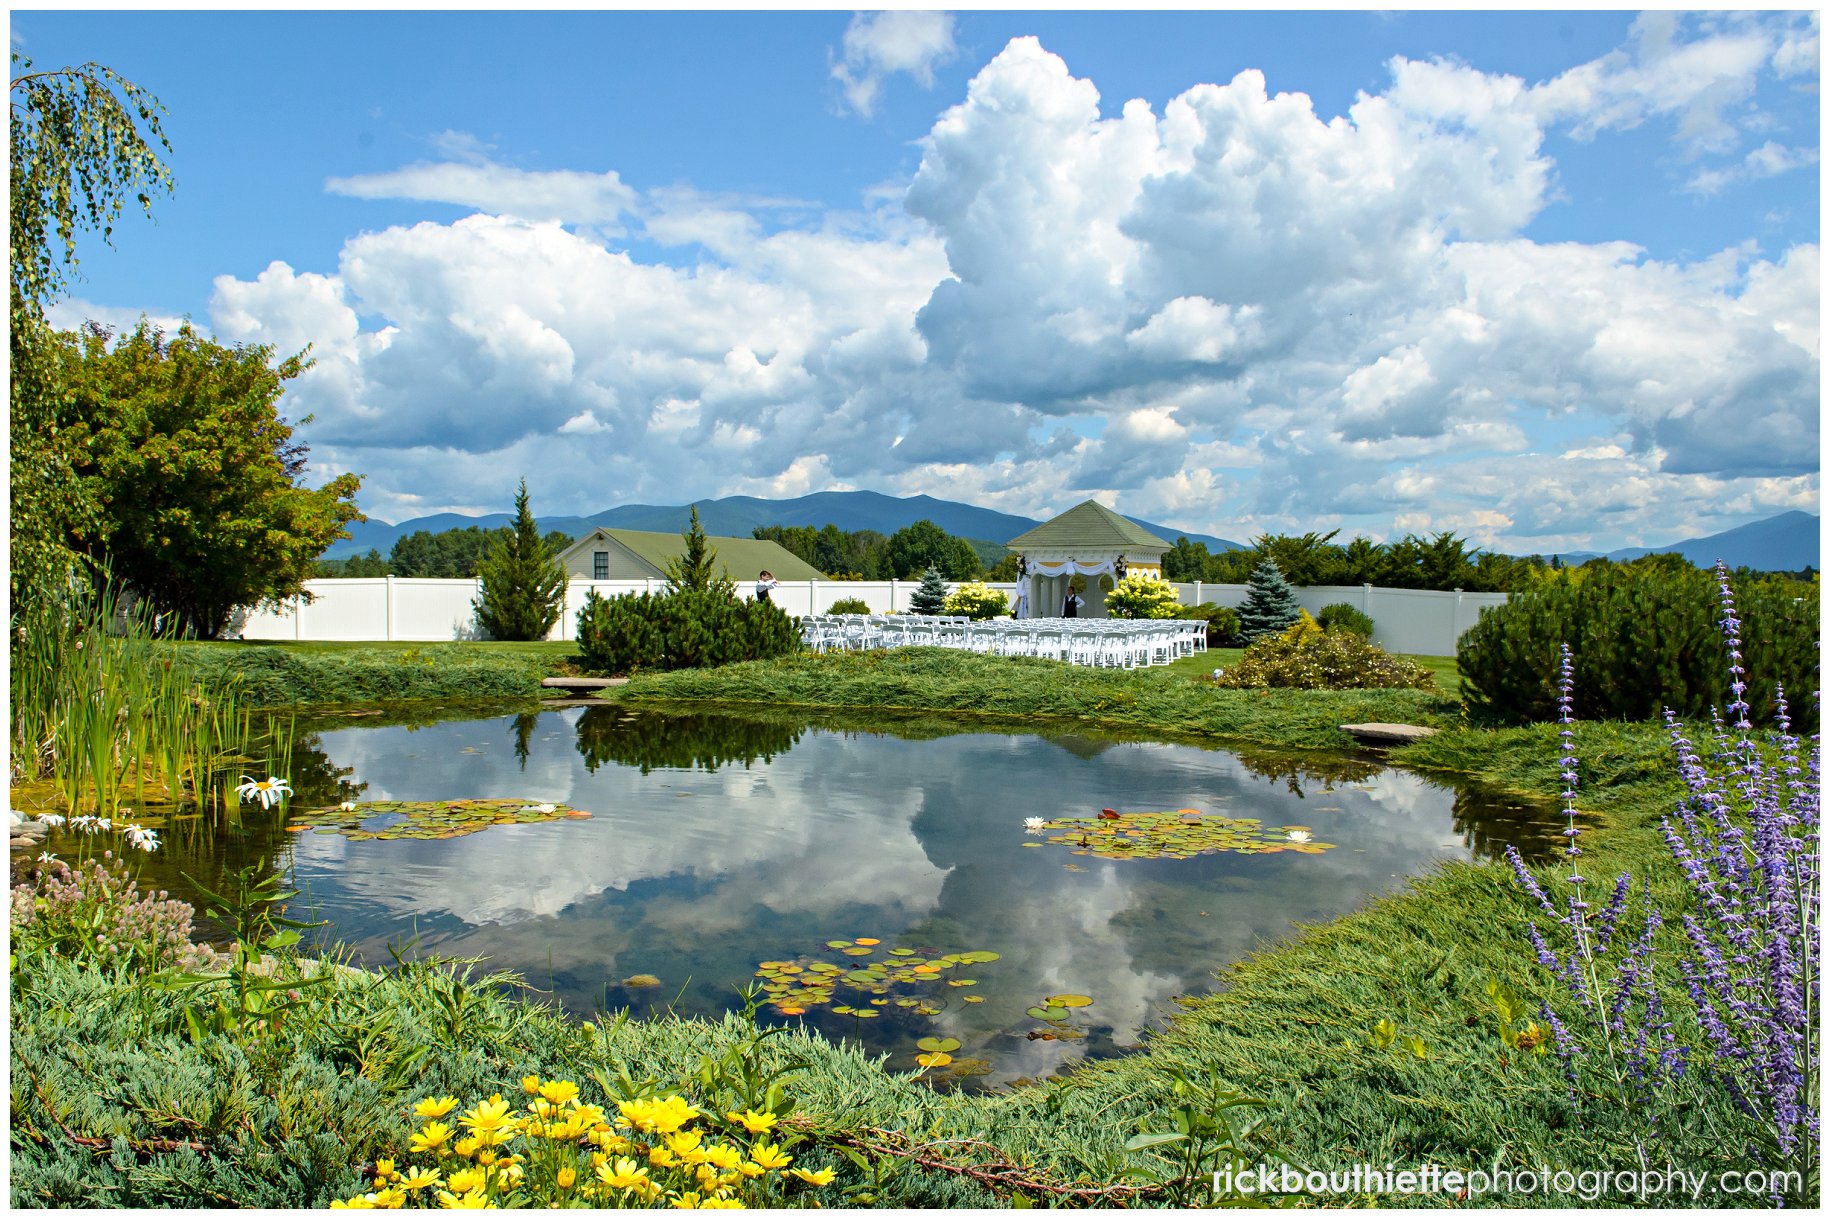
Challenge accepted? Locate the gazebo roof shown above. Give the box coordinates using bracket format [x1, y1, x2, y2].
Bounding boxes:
[1007, 500, 1169, 552]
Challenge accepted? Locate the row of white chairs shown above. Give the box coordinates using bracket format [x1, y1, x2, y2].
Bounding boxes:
[797, 614, 1204, 668]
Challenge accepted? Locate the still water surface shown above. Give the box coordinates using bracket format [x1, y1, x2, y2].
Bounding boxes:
[246, 702, 1560, 1088]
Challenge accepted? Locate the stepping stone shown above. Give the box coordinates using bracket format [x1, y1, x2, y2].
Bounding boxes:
[1339, 722, 1439, 746]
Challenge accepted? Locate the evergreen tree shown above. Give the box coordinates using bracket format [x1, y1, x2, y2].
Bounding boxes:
[473, 478, 566, 641]
[910, 566, 949, 615]
[665, 505, 735, 597]
[1236, 559, 1302, 642]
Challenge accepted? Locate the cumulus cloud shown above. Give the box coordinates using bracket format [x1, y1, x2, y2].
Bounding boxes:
[831, 10, 957, 117]
[211, 15, 1817, 553]
[1686, 140, 1820, 195]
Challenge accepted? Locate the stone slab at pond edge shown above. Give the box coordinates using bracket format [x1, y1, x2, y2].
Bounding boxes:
[1338, 722, 1440, 747]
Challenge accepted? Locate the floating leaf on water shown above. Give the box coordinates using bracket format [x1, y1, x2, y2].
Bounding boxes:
[916, 1036, 962, 1053]
[824, 940, 853, 949]
[887, 948, 916, 956]
[1045, 994, 1093, 1008]
[956, 951, 1000, 964]
[915, 1052, 953, 1068]
[853, 937, 881, 946]
[1026, 1006, 1069, 1022]
[840, 946, 873, 956]
[832, 1005, 855, 1015]
[916, 1005, 940, 1016]
[623, 974, 661, 989]
[962, 995, 985, 1004]
[852, 1009, 879, 1019]
[946, 979, 977, 987]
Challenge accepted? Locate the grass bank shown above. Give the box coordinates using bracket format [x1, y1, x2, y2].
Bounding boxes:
[170, 640, 575, 707]
[16, 646, 1768, 1206]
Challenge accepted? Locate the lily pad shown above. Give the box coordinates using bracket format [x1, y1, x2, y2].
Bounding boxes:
[916, 1036, 961, 1053]
[1046, 993, 1093, 1008]
[289, 798, 589, 842]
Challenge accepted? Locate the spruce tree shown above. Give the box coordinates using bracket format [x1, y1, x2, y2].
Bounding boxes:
[473, 478, 567, 641]
[910, 566, 949, 615]
[665, 506, 735, 597]
[1236, 558, 1302, 642]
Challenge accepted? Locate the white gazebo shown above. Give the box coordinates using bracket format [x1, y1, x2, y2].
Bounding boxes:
[1006, 500, 1170, 619]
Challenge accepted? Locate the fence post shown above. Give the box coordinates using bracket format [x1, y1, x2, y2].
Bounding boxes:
[889, 579, 898, 612]
[295, 593, 303, 640]
[385, 575, 396, 641]
[1195, 580, 1203, 605]
[809, 577, 819, 616]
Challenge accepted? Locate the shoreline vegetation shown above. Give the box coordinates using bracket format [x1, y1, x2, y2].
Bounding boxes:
[17, 643, 1739, 1205]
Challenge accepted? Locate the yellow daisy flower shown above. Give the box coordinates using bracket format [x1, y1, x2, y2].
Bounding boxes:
[786, 1167, 836, 1186]
[400, 1166, 443, 1192]
[415, 1096, 460, 1119]
[726, 1109, 778, 1135]
[669, 1192, 703, 1209]
[556, 1166, 577, 1190]
[409, 1121, 453, 1154]
[435, 1187, 493, 1209]
[521, 1074, 543, 1095]
[538, 1079, 580, 1105]
[595, 1156, 653, 1194]
[747, 1142, 792, 1171]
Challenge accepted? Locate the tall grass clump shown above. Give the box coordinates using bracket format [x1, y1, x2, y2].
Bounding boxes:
[1506, 566, 1818, 1200]
[9, 580, 289, 817]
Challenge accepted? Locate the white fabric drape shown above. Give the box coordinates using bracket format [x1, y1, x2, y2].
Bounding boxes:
[1018, 558, 1123, 619]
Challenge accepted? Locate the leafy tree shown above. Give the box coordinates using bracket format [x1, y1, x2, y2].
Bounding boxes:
[317, 548, 390, 578]
[1236, 559, 1302, 642]
[886, 519, 979, 579]
[10, 54, 173, 607]
[910, 567, 949, 615]
[473, 479, 567, 641]
[58, 320, 362, 638]
[984, 553, 1023, 581]
[666, 506, 735, 597]
[1162, 536, 1216, 582]
[752, 524, 820, 567]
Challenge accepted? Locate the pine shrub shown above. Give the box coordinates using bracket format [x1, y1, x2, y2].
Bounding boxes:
[941, 581, 1011, 620]
[826, 596, 872, 615]
[574, 587, 799, 674]
[910, 567, 949, 615]
[1315, 602, 1375, 638]
[1236, 560, 1302, 642]
[1457, 564, 1818, 728]
[1215, 613, 1435, 691]
[1104, 574, 1183, 619]
[1178, 602, 1241, 648]
[473, 479, 567, 642]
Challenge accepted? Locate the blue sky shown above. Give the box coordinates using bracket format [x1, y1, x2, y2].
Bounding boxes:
[12, 8, 1820, 553]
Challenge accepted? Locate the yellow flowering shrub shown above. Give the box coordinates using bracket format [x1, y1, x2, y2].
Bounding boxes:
[330, 1080, 830, 1209]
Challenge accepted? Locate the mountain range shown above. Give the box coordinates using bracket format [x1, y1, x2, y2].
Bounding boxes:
[321, 493, 1820, 573]
[321, 490, 1242, 559]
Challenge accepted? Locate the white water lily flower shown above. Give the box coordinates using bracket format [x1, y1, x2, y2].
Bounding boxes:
[123, 823, 160, 853]
[339, 801, 358, 812]
[1287, 829, 1313, 844]
[535, 803, 557, 814]
[1023, 817, 1048, 833]
[236, 775, 293, 809]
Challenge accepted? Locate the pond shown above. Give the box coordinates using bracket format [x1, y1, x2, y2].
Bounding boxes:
[43, 702, 1565, 1090]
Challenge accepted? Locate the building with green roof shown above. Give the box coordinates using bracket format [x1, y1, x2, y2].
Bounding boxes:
[555, 527, 823, 587]
[1006, 500, 1170, 618]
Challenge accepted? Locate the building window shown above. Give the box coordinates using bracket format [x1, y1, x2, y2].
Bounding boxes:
[592, 551, 609, 580]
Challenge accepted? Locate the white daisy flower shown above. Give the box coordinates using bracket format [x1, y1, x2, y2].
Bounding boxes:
[236, 775, 293, 809]
[123, 823, 160, 853]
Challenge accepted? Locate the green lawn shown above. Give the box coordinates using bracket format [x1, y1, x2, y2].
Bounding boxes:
[180, 638, 581, 665]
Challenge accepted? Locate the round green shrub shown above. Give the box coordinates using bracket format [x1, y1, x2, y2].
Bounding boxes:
[941, 581, 1011, 620]
[1215, 614, 1435, 690]
[825, 596, 872, 615]
[1178, 602, 1241, 647]
[1316, 602, 1375, 637]
[1104, 574, 1183, 619]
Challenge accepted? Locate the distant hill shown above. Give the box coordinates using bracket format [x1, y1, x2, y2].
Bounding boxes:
[322, 498, 1818, 573]
[321, 491, 1244, 559]
[1603, 510, 1820, 572]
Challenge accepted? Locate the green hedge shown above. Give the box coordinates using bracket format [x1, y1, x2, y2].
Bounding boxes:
[575, 588, 799, 674]
[1457, 567, 1819, 727]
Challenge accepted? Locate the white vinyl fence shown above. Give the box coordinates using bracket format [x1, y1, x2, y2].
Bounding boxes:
[236, 578, 1508, 657]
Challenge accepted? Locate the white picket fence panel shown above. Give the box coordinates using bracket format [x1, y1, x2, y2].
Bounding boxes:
[235, 578, 1507, 656]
